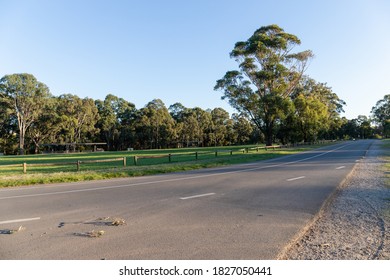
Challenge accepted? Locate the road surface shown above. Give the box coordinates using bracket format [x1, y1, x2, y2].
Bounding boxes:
[0, 140, 373, 259]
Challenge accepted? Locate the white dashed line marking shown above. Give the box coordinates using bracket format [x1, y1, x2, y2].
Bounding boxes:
[180, 193, 216, 200]
[0, 217, 41, 225]
[286, 176, 306, 181]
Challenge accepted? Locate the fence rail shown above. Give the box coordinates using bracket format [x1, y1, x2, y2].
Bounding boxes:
[0, 163, 25, 168]
[78, 157, 125, 164]
[133, 150, 237, 165]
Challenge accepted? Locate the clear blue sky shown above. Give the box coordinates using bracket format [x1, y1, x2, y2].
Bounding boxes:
[1, 0, 389, 119]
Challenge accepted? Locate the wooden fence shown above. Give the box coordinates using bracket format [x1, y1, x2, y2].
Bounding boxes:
[130, 146, 285, 165]
[0, 157, 127, 174]
[0, 149, 249, 173]
[132, 149, 246, 165]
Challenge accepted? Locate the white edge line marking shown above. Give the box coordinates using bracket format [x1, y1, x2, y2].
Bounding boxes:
[0, 143, 354, 200]
[286, 176, 306, 181]
[180, 193, 216, 200]
[0, 217, 41, 225]
[336, 166, 346, 170]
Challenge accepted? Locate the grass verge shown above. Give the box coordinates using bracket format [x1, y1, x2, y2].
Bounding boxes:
[0, 144, 329, 188]
[381, 139, 390, 219]
[382, 139, 390, 186]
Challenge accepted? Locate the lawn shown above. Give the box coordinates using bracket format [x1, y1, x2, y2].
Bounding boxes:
[0, 144, 329, 188]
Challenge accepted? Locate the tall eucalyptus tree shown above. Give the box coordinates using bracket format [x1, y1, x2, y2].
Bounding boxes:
[215, 24, 313, 145]
[0, 73, 51, 154]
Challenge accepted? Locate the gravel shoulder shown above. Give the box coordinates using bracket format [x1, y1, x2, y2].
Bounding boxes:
[280, 140, 390, 260]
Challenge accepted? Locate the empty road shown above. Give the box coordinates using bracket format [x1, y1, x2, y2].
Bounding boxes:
[0, 140, 373, 259]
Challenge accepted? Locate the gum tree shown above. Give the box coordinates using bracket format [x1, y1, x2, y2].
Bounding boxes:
[215, 24, 313, 146]
[0, 73, 51, 154]
[371, 94, 390, 137]
[56, 94, 99, 151]
[290, 76, 345, 142]
[95, 94, 136, 151]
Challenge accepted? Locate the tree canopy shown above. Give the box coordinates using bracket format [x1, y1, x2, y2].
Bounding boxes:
[371, 94, 390, 138]
[0, 73, 51, 154]
[215, 24, 314, 145]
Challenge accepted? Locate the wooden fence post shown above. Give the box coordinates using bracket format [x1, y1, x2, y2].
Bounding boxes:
[168, 154, 171, 163]
[77, 160, 80, 171]
[195, 152, 198, 160]
[23, 163, 27, 174]
[134, 156, 138, 165]
[123, 157, 126, 167]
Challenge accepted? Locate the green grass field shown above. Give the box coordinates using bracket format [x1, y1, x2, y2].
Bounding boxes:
[0, 144, 330, 188]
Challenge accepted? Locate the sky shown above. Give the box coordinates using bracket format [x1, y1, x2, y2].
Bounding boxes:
[1, 0, 389, 119]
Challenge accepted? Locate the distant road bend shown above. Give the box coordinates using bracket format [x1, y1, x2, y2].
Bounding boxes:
[0, 140, 374, 259]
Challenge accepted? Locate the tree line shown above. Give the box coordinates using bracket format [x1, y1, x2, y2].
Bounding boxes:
[1, 25, 388, 155]
[0, 76, 258, 155]
[0, 72, 387, 155]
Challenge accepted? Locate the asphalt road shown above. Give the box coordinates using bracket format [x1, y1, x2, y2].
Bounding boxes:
[0, 140, 374, 259]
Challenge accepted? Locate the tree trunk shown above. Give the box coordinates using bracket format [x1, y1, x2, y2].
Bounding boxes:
[265, 133, 273, 146]
[17, 112, 26, 155]
[19, 130, 25, 155]
[33, 139, 40, 154]
[264, 120, 274, 146]
[105, 132, 112, 151]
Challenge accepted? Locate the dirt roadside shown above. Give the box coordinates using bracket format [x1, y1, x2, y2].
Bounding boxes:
[280, 140, 390, 260]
